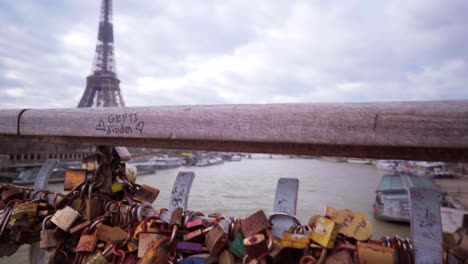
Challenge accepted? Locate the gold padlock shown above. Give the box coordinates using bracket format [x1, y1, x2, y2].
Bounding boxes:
[11, 202, 38, 219]
[357, 241, 395, 264]
[310, 216, 338, 249]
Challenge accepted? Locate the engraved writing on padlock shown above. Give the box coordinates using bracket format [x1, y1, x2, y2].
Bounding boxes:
[241, 210, 271, 237]
[64, 169, 87, 191]
[11, 202, 38, 219]
[51, 205, 80, 232]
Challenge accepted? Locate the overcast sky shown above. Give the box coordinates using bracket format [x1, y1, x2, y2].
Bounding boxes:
[0, 0, 467, 108]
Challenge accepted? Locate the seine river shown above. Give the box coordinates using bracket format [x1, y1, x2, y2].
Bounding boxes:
[1, 156, 409, 263]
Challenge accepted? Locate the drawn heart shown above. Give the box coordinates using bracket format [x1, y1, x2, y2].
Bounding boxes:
[135, 121, 145, 135]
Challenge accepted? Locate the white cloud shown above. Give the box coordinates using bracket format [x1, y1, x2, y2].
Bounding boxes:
[0, 0, 467, 108]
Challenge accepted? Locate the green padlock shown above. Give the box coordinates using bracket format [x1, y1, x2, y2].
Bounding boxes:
[229, 232, 247, 259]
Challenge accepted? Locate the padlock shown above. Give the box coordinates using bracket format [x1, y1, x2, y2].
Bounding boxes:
[132, 184, 160, 204]
[96, 223, 127, 243]
[310, 215, 338, 249]
[139, 236, 170, 264]
[176, 241, 205, 253]
[357, 241, 395, 264]
[228, 232, 247, 259]
[181, 253, 217, 264]
[1, 188, 24, 202]
[281, 226, 310, 249]
[84, 244, 113, 264]
[63, 169, 87, 191]
[241, 210, 271, 237]
[11, 202, 38, 219]
[331, 210, 373, 241]
[138, 233, 166, 258]
[40, 215, 58, 249]
[219, 249, 235, 264]
[51, 205, 81, 232]
[206, 224, 228, 256]
[169, 207, 184, 244]
[70, 220, 92, 235]
[186, 218, 207, 229]
[184, 228, 205, 242]
[76, 227, 98, 253]
[124, 163, 137, 183]
[243, 234, 269, 259]
[126, 237, 139, 253]
[82, 154, 99, 171]
[86, 183, 104, 220]
[111, 182, 124, 193]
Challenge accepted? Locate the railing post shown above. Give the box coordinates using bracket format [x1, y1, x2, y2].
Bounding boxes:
[29, 159, 58, 264]
[408, 187, 444, 263]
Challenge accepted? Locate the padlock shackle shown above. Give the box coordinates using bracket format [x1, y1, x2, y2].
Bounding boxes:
[137, 203, 154, 222]
[42, 215, 53, 230]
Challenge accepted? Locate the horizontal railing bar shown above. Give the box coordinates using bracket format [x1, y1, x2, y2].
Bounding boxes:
[0, 101, 467, 161]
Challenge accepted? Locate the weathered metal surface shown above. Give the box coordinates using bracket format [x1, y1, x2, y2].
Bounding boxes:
[273, 178, 299, 215]
[30, 159, 58, 264]
[160, 171, 195, 223]
[0, 101, 466, 161]
[0, 109, 24, 135]
[407, 187, 443, 264]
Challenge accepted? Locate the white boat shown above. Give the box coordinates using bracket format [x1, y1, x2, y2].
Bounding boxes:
[230, 155, 241, 161]
[376, 160, 399, 171]
[208, 157, 224, 165]
[346, 158, 371, 164]
[152, 157, 182, 169]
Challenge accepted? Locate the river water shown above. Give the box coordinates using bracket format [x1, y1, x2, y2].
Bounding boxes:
[0, 156, 409, 263]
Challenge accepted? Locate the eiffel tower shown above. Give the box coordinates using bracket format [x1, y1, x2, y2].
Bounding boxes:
[78, 0, 125, 107]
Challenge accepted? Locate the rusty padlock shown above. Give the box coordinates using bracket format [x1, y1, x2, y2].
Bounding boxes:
[96, 223, 127, 244]
[206, 224, 228, 256]
[76, 226, 98, 253]
[243, 233, 269, 259]
[139, 236, 170, 264]
[241, 210, 271, 237]
[63, 169, 87, 191]
[132, 184, 160, 204]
